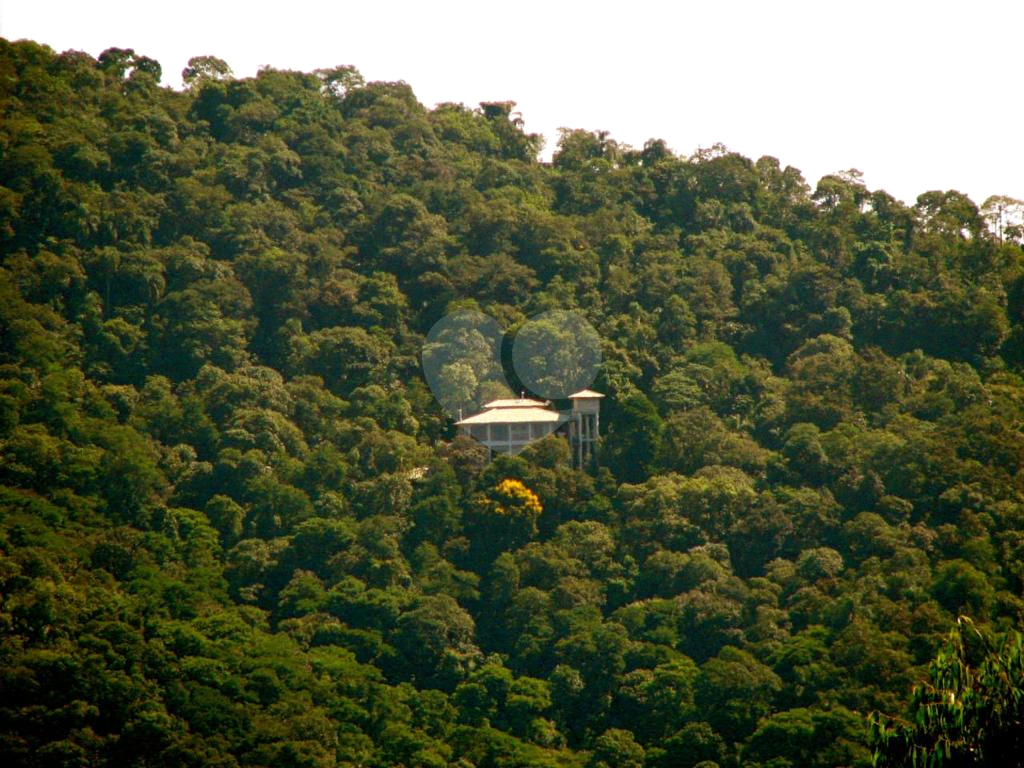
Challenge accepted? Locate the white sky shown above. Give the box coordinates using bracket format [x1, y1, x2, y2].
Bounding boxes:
[3, 0, 1022, 205]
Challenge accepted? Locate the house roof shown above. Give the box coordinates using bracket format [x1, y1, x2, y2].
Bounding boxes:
[568, 389, 605, 399]
[457, 406, 566, 425]
[481, 397, 550, 409]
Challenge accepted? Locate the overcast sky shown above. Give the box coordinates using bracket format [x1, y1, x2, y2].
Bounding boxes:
[4, 0, 1022, 205]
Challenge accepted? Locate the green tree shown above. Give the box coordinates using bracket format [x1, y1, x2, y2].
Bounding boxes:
[602, 389, 662, 483]
[587, 728, 644, 768]
[394, 595, 481, 689]
[182, 55, 233, 88]
[696, 646, 782, 742]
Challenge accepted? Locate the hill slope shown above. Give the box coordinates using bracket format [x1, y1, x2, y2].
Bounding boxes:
[2, 39, 1024, 767]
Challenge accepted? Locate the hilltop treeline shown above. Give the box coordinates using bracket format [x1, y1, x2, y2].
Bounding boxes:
[2, 39, 1024, 767]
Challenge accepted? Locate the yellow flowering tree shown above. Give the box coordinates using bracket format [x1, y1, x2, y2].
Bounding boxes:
[491, 478, 543, 518]
[466, 478, 543, 561]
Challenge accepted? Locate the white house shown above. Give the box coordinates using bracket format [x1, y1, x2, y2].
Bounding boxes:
[455, 389, 604, 468]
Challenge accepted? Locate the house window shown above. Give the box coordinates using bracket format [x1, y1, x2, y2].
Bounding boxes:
[531, 422, 550, 439]
[491, 423, 508, 441]
[511, 423, 530, 442]
[469, 424, 489, 441]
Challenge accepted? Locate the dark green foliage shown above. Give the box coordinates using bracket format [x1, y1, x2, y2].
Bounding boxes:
[2, 37, 1024, 767]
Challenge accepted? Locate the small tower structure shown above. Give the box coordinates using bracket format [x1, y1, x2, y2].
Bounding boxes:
[568, 389, 604, 469]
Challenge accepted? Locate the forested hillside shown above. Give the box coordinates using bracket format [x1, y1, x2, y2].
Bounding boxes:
[2, 39, 1024, 767]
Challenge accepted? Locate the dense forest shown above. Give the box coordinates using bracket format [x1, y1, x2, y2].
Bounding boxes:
[2, 38, 1024, 767]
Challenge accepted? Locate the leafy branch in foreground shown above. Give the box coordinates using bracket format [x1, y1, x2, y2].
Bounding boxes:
[870, 617, 1024, 767]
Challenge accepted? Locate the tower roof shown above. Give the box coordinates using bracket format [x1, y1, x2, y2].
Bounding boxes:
[568, 389, 604, 399]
